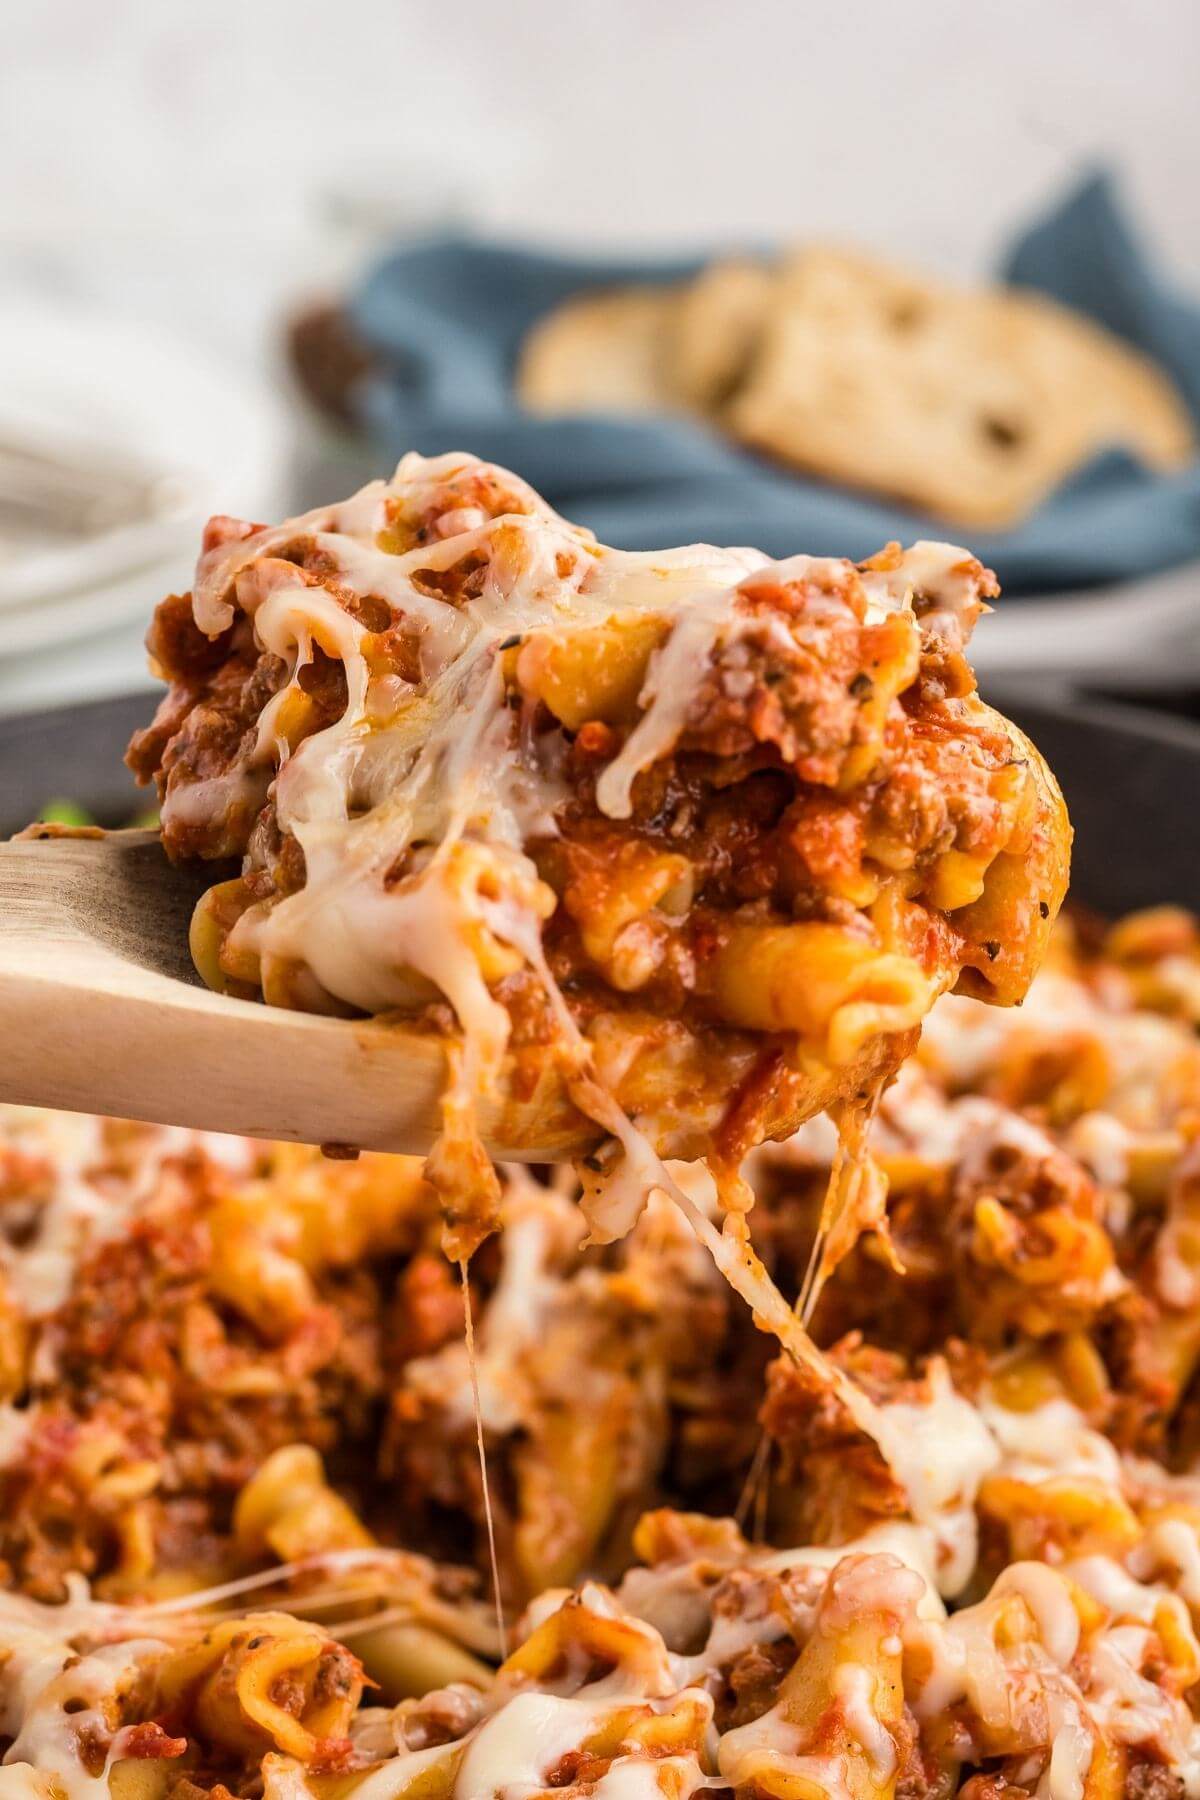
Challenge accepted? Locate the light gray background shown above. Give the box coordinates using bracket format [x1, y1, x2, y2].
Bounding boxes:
[1, 0, 1196, 713]
[5, 0, 1198, 360]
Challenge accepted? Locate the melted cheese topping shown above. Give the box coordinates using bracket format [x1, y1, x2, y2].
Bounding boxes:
[873, 1360, 1001, 1597]
[202, 455, 787, 1042]
[178, 452, 992, 1132]
[0, 1108, 256, 1325]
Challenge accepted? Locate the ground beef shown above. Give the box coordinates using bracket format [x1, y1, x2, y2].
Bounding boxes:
[1125, 1763, 1186, 1800]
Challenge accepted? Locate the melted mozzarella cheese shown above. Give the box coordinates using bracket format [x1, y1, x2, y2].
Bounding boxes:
[594, 591, 761, 819]
[832, 1661, 898, 1786]
[982, 1395, 1122, 1489]
[872, 1360, 1000, 1598]
[759, 1522, 947, 1622]
[588, 1755, 706, 1800]
[717, 1702, 850, 1798]
[0, 1109, 256, 1321]
[0, 1583, 168, 1800]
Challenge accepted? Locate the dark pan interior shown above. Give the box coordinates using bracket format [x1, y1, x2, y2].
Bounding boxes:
[994, 690, 1200, 915]
[0, 688, 1197, 914]
[0, 692, 150, 834]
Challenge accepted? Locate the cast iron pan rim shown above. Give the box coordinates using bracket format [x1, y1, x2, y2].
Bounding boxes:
[988, 685, 1200, 758]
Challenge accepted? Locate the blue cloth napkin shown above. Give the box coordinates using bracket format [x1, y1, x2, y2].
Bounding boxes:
[349, 174, 1200, 596]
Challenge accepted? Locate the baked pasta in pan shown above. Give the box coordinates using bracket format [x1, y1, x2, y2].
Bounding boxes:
[0, 1116, 758, 1611]
[126, 453, 1069, 1253]
[3, 911, 1200, 1795]
[7, 1461, 1200, 1798]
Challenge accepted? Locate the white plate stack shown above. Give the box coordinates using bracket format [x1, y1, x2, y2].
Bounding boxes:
[0, 301, 287, 717]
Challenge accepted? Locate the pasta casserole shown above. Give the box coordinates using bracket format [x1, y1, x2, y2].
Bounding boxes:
[2, 908, 1200, 1795]
[125, 452, 1069, 1260]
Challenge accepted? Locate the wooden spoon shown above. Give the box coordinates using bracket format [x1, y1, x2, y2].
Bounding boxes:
[0, 828, 593, 1158]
